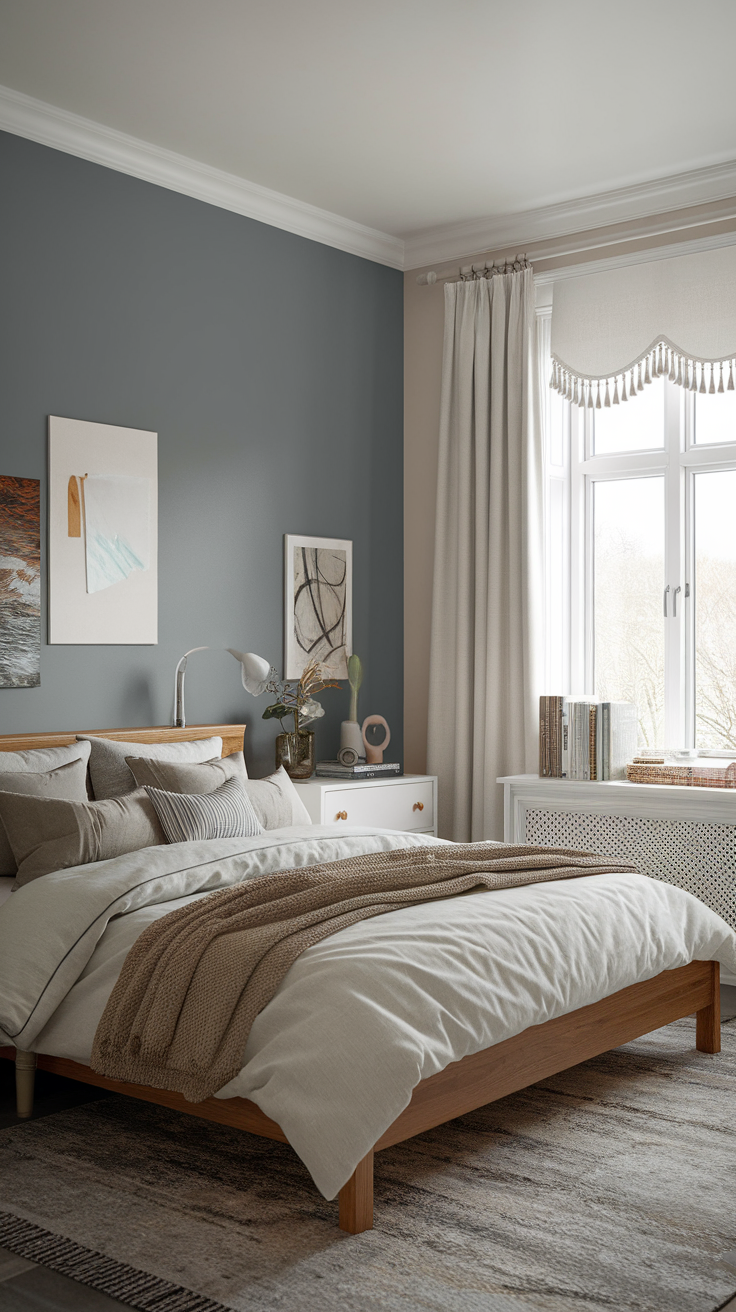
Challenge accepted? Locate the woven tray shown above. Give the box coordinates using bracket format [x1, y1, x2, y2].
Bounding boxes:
[626, 760, 736, 788]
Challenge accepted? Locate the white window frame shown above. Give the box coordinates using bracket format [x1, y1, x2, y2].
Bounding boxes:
[540, 313, 736, 752]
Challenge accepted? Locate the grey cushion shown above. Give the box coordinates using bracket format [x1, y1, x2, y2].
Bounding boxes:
[0, 739, 91, 774]
[240, 766, 312, 829]
[0, 788, 166, 887]
[125, 752, 247, 793]
[77, 734, 224, 800]
[145, 775, 263, 843]
[0, 759, 90, 876]
[126, 755, 309, 830]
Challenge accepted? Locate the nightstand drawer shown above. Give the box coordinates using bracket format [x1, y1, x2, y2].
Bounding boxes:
[326, 780, 434, 831]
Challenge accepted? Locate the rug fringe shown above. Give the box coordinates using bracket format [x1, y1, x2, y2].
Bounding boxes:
[0, 1210, 233, 1312]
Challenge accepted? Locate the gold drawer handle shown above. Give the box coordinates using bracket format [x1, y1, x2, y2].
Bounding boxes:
[413, 802, 424, 812]
[335, 810, 348, 821]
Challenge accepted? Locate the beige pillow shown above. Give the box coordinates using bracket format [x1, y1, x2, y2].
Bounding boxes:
[0, 740, 91, 774]
[77, 734, 225, 801]
[126, 755, 310, 830]
[240, 766, 312, 829]
[0, 759, 89, 877]
[125, 752, 247, 792]
[0, 788, 166, 888]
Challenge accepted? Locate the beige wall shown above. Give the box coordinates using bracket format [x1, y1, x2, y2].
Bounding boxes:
[404, 208, 736, 775]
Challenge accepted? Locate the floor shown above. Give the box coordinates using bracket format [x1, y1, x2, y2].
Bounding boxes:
[0, 1062, 126, 1310]
[2, 987, 736, 1312]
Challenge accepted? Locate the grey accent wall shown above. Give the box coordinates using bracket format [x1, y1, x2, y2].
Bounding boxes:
[0, 131, 403, 775]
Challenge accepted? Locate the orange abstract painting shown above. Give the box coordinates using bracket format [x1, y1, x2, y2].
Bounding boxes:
[0, 476, 41, 687]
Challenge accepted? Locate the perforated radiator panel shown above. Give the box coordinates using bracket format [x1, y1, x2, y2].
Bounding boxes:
[525, 808, 736, 930]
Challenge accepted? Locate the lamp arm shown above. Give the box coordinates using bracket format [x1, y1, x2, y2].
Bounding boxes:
[173, 647, 211, 728]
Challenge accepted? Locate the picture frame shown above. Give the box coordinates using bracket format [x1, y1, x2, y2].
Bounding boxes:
[284, 534, 352, 679]
[0, 475, 41, 687]
[48, 416, 158, 645]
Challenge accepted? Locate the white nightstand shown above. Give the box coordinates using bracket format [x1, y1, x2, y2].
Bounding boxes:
[294, 774, 437, 836]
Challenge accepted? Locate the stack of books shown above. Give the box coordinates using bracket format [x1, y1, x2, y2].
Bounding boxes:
[539, 696, 638, 781]
[316, 761, 403, 780]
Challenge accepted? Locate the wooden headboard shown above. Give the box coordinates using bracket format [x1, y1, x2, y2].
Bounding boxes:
[0, 724, 246, 757]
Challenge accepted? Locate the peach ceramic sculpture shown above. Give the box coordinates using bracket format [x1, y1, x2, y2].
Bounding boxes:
[362, 714, 390, 764]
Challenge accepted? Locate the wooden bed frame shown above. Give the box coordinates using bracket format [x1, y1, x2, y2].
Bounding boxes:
[0, 725, 722, 1235]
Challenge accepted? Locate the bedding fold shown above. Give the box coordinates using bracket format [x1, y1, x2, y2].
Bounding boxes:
[91, 842, 637, 1101]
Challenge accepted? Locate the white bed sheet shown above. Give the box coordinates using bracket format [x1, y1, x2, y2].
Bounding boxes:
[5, 826, 734, 1199]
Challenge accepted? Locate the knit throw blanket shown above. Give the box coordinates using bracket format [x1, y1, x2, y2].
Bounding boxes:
[91, 842, 638, 1102]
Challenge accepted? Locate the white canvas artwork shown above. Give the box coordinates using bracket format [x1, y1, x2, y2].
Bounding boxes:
[49, 417, 158, 644]
[284, 534, 352, 679]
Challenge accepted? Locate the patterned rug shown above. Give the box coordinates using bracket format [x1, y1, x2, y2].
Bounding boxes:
[1, 1017, 735, 1312]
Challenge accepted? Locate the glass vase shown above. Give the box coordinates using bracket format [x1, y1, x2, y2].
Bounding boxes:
[275, 730, 315, 779]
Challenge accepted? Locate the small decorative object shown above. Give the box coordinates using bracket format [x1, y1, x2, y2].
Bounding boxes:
[362, 715, 391, 764]
[263, 657, 339, 779]
[339, 653, 364, 764]
[0, 476, 40, 688]
[49, 416, 158, 644]
[284, 534, 352, 679]
[173, 646, 273, 727]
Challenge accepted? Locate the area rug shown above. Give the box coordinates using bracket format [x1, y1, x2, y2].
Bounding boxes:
[1, 1018, 735, 1312]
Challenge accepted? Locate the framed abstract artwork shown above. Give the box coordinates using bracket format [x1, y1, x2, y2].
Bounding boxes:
[284, 534, 352, 679]
[0, 475, 41, 687]
[48, 416, 157, 644]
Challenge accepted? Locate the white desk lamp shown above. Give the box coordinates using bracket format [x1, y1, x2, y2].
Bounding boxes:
[173, 647, 273, 728]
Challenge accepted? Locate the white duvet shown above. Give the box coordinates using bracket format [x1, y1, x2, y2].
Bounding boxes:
[1, 824, 736, 1199]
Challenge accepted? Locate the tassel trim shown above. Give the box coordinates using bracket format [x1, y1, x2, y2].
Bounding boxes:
[551, 336, 736, 407]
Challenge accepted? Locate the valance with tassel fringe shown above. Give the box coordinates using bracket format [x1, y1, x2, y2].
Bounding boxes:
[550, 243, 736, 408]
[551, 338, 736, 409]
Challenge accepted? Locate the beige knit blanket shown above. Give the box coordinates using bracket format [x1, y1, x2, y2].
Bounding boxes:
[91, 842, 638, 1101]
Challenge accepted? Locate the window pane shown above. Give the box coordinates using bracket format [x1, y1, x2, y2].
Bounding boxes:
[694, 469, 736, 748]
[593, 375, 665, 455]
[694, 387, 736, 446]
[593, 477, 665, 747]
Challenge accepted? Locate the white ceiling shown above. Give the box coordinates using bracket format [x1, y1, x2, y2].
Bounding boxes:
[1, 0, 735, 258]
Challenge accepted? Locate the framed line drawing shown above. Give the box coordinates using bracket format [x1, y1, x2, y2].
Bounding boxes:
[0, 475, 41, 687]
[49, 416, 158, 644]
[284, 534, 352, 679]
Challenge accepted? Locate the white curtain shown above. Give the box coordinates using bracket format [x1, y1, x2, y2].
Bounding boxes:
[427, 268, 543, 841]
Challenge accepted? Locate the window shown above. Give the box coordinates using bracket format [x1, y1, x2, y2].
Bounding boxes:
[541, 312, 736, 751]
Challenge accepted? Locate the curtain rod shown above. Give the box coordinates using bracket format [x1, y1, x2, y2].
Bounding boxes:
[416, 254, 529, 285]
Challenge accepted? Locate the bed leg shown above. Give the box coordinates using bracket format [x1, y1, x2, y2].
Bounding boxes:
[15, 1050, 36, 1118]
[696, 962, 721, 1054]
[338, 1150, 374, 1234]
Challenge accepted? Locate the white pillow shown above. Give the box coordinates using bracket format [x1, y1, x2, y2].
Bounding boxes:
[77, 734, 223, 800]
[242, 766, 312, 829]
[0, 739, 91, 774]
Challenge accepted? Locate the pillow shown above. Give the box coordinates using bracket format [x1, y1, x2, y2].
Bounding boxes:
[0, 759, 89, 877]
[0, 788, 166, 888]
[240, 766, 312, 829]
[126, 756, 310, 831]
[125, 752, 247, 793]
[145, 775, 263, 843]
[0, 739, 91, 774]
[77, 734, 224, 800]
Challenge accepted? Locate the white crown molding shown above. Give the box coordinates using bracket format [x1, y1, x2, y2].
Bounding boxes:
[403, 158, 736, 270]
[533, 227, 736, 286]
[0, 83, 405, 270]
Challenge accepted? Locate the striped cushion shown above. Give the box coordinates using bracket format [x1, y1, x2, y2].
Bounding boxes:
[144, 775, 263, 843]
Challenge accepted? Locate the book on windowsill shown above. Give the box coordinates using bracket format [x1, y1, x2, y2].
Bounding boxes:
[539, 696, 638, 780]
[316, 761, 403, 779]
